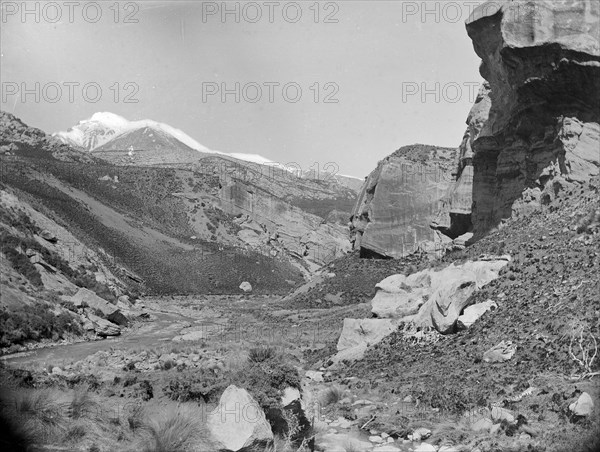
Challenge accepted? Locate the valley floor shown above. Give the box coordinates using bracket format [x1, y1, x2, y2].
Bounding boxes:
[1, 181, 599, 452]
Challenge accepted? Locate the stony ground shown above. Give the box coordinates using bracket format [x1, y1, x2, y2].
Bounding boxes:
[311, 178, 600, 452]
[1, 179, 598, 451]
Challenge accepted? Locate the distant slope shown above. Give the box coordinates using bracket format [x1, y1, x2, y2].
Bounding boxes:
[92, 126, 211, 165]
[1, 111, 304, 294]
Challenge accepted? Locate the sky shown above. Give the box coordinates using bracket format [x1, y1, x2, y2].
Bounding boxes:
[1, 0, 486, 178]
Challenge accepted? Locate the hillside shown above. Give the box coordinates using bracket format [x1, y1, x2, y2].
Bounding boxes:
[1, 111, 304, 295]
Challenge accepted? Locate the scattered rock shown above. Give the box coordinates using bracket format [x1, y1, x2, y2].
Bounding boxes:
[483, 340, 517, 363]
[316, 432, 372, 452]
[239, 281, 252, 292]
[569, 392, 594, 417]
[490, 423, 502, 435]
[305, 370, 324, 382]
[86, 313, 120, 336]
[410, 427, 431, 441]
[471, 417, 494, 432]
[491, 406, 515, 423]
[39, 229, 57, 243]
[457, 299, 497, 330]
[281, 387, 301, 407]
[373, 445, 401, 452]
[414, 443, 437, 452]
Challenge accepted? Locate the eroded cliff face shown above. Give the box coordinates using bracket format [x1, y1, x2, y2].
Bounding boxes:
[350, 145, 457, 258]
[440, 0, 600, 240]
[431, 83, 492, 240]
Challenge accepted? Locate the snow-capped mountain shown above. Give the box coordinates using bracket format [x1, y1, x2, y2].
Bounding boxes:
[54, 112, 361, 182]
[54, 112, 283, 167]
[54, 112, 211, 154]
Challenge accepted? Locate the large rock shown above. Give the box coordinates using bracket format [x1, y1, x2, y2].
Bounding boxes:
[71, 288, 128, 326]
[569, 392, 594, 417]
[333, 318, 396, 363]
[435, 0, 600, 240]
[239, 281, 252, 292]
[350, 145, 456, 258]
[372, 257, 509, 334]
[457, 299, 497, 329]
[207, 385, 273, 451]
[86, 313, 121, 336]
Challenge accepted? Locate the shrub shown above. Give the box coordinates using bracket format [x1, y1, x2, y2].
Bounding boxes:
[0, 303, 82, 348]
[318, 386, 343, 407]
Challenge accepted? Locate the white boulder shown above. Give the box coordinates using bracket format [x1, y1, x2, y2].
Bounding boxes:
[207, 385, 273, 451]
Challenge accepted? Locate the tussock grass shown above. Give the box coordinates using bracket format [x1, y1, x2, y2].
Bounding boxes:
[138, 402, 214, 452]
[3, 388, 67, 444]
[249, 345, 277, 363]
[318, 386, 344, 407]
[69, 388, 99, 419]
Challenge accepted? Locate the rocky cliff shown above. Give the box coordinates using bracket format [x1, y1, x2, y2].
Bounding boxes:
[350, 145, 457, 258]
[435, 0, 600, 240]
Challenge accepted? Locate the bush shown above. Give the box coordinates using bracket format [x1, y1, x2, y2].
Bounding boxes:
[0, 303, 82, 348]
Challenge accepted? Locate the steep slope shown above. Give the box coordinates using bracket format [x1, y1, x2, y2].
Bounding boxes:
[339, 176, 600, 452]
[350, 144, 457, 258]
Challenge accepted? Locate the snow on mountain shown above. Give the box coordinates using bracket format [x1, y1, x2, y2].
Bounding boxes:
[54, 112, 361, 181]
[54, 112, 279, 166]
[54, 112, 212, 154]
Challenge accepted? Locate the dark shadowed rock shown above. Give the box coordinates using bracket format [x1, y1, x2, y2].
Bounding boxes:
[436, 0, 600, 241]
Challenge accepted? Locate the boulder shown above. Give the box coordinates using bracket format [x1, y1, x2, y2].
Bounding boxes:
[86, 313, 120, 336]
[39, 229, 57, 243]
[305, 370, 324, 382]
[316, 432, 372, 452]
[207, 385, 273, 451]
[414, 444, 437, 452]
[333, 318, 396, 362]
[281, 387, 301, 407]
[371, 258, 508, 334]
[483, 340, 517, 363]
[569, 392, 594, 417]
[491, 407, 515, 423]
[239, 281, 252, 292]
[410, 427, 431, 441]
[71, 288, 128, 326]
[457, 299, 497, 330]
[237, 229, 262, 247]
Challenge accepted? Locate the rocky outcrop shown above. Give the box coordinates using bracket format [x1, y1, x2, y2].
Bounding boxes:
[350, 145, 456, 258]
[71, 288, 128, 326]
[371, 256, 509, 334]
[431, 84, 491, 240]
[435, 0, 600, 240]
[218, 172, 352, 268]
